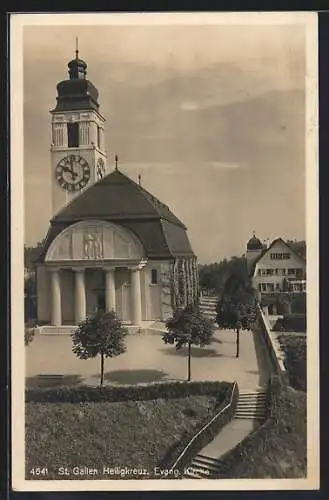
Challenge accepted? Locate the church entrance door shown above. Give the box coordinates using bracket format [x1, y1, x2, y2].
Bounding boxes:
[96, 291, 106, 312]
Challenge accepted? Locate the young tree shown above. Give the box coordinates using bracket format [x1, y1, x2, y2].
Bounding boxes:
[71, 310, 128, 386]
[216, 274, 257, 358]
[216, 292, 258, 358]
[162, 305, 215, 381]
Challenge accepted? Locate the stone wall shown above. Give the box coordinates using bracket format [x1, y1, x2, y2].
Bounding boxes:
[256, 305, 289, 384]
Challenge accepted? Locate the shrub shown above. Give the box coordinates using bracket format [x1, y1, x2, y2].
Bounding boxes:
[25, 327, 35, 346]
[272, 316, 306, 333]
[278, 335, 306, 391]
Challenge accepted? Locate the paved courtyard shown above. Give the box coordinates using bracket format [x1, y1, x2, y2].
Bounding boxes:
[26, 327, 270, 390]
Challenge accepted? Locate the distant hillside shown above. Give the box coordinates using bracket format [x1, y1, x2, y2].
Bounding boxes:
[199, 255, 248, 296]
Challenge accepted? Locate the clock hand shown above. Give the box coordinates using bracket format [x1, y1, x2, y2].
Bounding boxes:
[68, 156, 79, 181]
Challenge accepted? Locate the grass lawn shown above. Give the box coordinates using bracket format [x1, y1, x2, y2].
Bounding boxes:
[222, 386, 307, 478]
[26, 394, 221, 480]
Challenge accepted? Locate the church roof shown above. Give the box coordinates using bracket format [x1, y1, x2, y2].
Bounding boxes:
[52, 169, 185, 227]
[52, 50, 99, 112]
[38, 169, 195, 262]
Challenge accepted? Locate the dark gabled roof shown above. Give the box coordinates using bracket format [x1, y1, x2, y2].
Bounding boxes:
[36, 170, 195, 263]
[249, 237, 306, 277]
[52, 169, 185, 227]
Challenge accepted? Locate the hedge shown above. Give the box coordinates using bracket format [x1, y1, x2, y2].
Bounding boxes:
[26, 380, 232, 404]
[272, 315, 306, 333]
[158, 382, 238, 476]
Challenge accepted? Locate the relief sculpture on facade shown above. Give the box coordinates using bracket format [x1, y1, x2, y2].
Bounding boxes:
[83, 230, 103, 260]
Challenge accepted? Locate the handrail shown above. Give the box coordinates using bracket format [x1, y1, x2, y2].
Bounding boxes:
[170, 380, 238, 470]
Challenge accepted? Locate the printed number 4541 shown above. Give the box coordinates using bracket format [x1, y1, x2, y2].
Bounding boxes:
[29, 467, 48, 476]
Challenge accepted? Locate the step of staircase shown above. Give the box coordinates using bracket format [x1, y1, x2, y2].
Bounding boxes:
[199, 304, 217, 310]
[239, 397, 266, 405]
[38, 325, 78, 335]
[235, 391, 268, 421]
[183, 454, 224, 479]
[236, 408, 267, 415]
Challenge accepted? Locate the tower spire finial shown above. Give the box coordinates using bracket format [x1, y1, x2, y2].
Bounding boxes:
[115, 154, 119, 170]
[75, 37, 79, 59]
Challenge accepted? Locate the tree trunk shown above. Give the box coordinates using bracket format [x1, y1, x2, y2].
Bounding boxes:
[236, 328, 240, 358]
[187, 342, 192, 381]
[100, 353, 104, 387]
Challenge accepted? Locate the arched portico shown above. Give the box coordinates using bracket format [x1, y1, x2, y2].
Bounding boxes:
[43, 220, 148, 326]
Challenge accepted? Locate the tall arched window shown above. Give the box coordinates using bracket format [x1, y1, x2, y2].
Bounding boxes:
[67, 122, 79, 147]
[151, 269, 158, 285]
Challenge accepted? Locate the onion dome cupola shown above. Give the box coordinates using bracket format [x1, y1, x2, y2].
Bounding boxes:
[247, 232, 263, 251]
[52, 42, 100, 113]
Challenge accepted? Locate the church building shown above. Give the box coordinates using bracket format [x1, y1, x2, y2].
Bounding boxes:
[35, 49, 198, 334]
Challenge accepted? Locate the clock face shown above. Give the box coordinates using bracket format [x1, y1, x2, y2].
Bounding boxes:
[96, 158, 105, 180]
[55, 155, 90, 192]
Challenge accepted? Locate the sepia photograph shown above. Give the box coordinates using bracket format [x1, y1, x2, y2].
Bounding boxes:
[11, 12, 319, 492]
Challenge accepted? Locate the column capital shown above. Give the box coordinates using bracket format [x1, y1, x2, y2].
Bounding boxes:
[72, 267, 86, 273]
[103, 266, 115, 272]
[129, 259, 148, 271]
[48, 266, 61, 273]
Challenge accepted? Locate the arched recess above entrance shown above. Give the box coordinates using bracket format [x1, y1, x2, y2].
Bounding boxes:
[45, 220, 146, 262]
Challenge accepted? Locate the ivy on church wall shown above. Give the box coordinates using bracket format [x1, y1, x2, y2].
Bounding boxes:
[159, 262, 173, 320]
[169, 256, 200, 311]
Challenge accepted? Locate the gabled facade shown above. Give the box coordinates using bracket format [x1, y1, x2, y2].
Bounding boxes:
[246, 235, 306, 315]
[250, 238, 306, 294]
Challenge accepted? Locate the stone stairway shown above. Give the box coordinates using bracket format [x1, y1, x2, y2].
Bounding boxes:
[38, 325, 78, 335]
[183, 454, 226, 479]
[199, 295, 218, 321]
[235, 389, 268, 420]
[183, 389, 268, 478]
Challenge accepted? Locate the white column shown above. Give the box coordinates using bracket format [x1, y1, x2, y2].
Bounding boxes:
[62, 122, 68, 147]
[131, 267, 142, 325]
[50, 268, 61, 326]
[105, 268, 116, 312]
[74, 268, 86, 324]
[144, 268, 151, 321]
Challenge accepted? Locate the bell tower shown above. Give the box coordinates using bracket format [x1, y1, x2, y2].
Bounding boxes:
[50, 41, 108, 216]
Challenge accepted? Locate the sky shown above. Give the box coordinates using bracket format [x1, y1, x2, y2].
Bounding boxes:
[22, 18, 307, 264]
